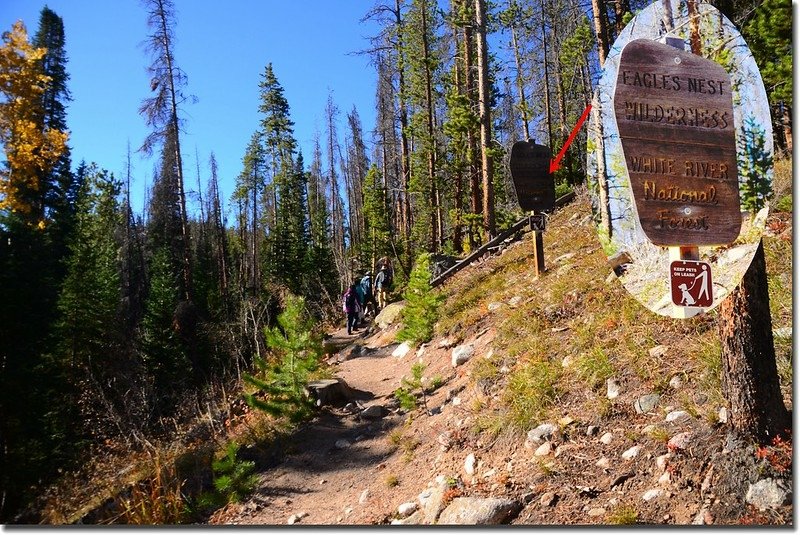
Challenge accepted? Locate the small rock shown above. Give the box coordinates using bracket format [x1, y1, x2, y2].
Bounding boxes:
[596, 457, 611, 469]
[658, 471, 671, 485]
[508, 296, 523, 307]
[587, 507, 606, 517]
[665, 410, 691, 424]
[656, 453, 672, 471]
[452, 344, 476, 367]
[359, 489, 370, 504]
[416, 345, 426, 358]
[606, 378, 621, 399]
[398, 502, 418, 517]
[586, 425, 599, 436]
[642, 489, 663, 501]
[392, 342, 412, 358]
[360, 404, 385, 419]
[464, 453, 477, 476]
[499, 365, 510, 374]
[746, 478, 790, 511]
[561, 355, 575, 368]
[534, 442, 552, 457]
[600, 432, 613, 445]
[287, 511, 308, 524]
[438, 338, 456, 348]
[488, 302, 502, 311]
[718, 407, 728, 423]
[648, 345, 668, 359]
[540, 492, 558, 507]
[668, 375, 684, 389]
[667, 432, 692, 451]
[527, 423, 558, 443]
[621, 445, 642, 460]
[320, 479, 327, 485]
[334, 439, 352, 449]
[634, 393, 661, 414]
[438, 432, 453, 450]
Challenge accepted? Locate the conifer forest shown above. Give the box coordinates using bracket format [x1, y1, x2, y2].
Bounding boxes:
[0, 0, 791, 522]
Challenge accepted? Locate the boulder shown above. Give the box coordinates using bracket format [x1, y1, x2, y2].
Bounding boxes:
[305, 378, 356, 407]
[746, 479, 791, 511]
[437, 497, 522, 525]
[451, 343, 475, 367]
[360, 404, 385, 420]
[375, 302, 405, 329]
[392, 342, 412, 358]
[527, 423, 558, 443]
[634, 394, 661, 414]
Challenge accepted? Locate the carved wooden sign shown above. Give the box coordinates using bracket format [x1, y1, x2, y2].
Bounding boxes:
[509, 141, 555, 213]
[614, 39, 741, 246]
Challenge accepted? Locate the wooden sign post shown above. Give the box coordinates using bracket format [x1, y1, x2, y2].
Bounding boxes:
[614, 39, 740, 317]
[509, 141, 555, 277]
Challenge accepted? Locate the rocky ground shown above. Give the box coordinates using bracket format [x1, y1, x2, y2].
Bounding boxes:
[209, 276, 792, 525]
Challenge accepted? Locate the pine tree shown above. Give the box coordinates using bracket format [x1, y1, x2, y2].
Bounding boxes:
[243, 295, 323, 423]
[397, 253, 443, 344]
[56, 164, 131, 440]
[139, 0, 193, 301]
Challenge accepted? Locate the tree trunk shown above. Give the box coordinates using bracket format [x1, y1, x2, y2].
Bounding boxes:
[510, 22, 531, 141]
[591, 0, 610, 67]
[395, 0, 413, 248]
[540, 0, 553, 148]
[718, 240, 789, 442]
[475, 0, 495, 239]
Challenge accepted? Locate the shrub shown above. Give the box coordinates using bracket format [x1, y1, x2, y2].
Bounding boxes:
[195, 441, 258, 514]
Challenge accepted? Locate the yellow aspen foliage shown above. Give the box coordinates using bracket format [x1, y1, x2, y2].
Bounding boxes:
[0, 20, 69, 220]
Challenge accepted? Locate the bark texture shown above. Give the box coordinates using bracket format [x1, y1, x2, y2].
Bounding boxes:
[718, 240, 789, 442]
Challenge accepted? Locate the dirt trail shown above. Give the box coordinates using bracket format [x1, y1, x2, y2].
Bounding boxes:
[210, 321, 416, 526]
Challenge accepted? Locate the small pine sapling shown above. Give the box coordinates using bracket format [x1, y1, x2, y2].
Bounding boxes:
[397, 253, 443, 344]
[244, 295, 323, 423]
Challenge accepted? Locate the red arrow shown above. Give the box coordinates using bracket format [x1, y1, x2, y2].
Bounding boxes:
[550, 104, 592, 174]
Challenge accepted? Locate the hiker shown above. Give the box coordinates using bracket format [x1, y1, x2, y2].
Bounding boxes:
[354, 274, 367, 324]
[375, 264, 392, 310]
[342, 282, 360, 335]
[360, 271, 377, 318]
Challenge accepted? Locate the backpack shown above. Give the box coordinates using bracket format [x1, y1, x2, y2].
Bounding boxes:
[383, 268, 393, 290]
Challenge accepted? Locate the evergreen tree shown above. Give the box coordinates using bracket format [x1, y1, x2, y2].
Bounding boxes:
[244, 295, 323, 423]
[397, 253, 443, 344]
[56, 164, 131, 441]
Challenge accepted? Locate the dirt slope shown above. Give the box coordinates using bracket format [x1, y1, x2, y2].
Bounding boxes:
[210, 194, 792, 526]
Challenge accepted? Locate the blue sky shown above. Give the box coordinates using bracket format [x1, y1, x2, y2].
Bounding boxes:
[1, 1, 381, 214]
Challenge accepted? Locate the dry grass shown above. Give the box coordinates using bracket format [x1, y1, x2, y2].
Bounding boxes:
[434, 183, 793, 438]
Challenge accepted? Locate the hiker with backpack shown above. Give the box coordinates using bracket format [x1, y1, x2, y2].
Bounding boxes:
[374, 264, 393, 310]
[360, 271, 377, 319]
[342, 282, 360, 335]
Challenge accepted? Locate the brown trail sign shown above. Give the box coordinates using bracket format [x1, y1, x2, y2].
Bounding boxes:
[614, 39, 741, 246]
[509, 141, 555, 276]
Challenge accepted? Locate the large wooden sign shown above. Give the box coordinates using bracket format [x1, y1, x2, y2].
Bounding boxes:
[509, 141, 555, 213]
[614, 39, 741, 246]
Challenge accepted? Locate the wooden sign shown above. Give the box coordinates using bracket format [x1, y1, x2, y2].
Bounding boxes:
[509, 141, 555, 213]
[614, 39, 741, 246]
[670, 260, 713, 307]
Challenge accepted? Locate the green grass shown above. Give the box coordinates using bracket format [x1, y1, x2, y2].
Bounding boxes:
[575, 348, 615, 391]
[504, 358, 562, 431]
